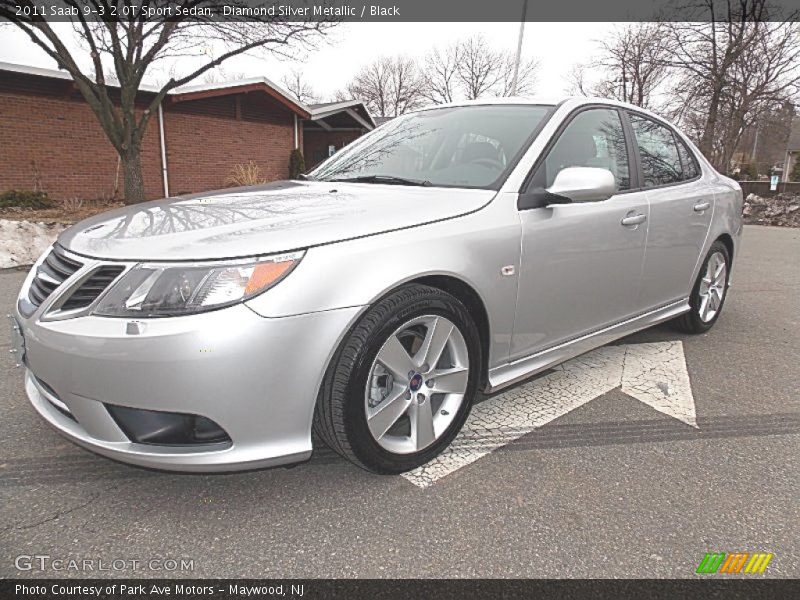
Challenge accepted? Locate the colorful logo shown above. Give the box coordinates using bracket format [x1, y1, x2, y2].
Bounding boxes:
[409, 373, 423, 392]
[696, 552, 773, 574]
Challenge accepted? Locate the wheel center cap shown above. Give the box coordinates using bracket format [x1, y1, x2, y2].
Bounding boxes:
[409, 373, 423, 392]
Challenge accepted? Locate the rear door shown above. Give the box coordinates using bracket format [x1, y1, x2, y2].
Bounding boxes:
[627, 112, 714, 309]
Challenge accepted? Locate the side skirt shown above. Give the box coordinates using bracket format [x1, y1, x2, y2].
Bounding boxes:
[486, 299, 690, 393]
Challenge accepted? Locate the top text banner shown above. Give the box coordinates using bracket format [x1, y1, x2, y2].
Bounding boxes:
[3, 0, 800, 23]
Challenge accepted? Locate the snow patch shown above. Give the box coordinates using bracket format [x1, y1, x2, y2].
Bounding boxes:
[0, 219, 68, 269]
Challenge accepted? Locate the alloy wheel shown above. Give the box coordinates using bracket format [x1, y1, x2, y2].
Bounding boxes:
[364, 315, 470, 454]
[698, 251, 727, 323]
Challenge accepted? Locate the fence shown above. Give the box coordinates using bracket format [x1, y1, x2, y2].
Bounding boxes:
[739, 181, 800, 198]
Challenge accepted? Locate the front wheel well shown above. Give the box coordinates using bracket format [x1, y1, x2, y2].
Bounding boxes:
[412, 275, 491, 390]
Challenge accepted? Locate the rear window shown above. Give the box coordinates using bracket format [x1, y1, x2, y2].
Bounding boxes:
[676, 138, 700, 180]
[629, 113, 683, 188]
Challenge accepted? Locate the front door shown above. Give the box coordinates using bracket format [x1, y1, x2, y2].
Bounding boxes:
[511, 107, 648, 361]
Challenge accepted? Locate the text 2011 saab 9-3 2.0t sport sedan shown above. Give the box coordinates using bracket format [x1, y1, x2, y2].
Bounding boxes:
[12, 97, 742, 474]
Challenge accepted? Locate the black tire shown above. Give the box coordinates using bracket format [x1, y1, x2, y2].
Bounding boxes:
[672, 240, 731, 334]
[313, 283, 482, 474]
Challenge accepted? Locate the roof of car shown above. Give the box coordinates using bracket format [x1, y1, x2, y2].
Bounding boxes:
[416, 96, 568, 110]
[408, 96, 687, 134]
[412, 95, 674, 111]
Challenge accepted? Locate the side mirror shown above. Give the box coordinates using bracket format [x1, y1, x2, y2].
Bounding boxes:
[547, 167, 616, 203]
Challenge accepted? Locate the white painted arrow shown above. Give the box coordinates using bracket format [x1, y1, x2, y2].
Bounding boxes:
[402, 341, 697, 488]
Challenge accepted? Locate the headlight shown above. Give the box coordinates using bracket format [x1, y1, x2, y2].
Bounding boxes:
[93, 251, 304, 317]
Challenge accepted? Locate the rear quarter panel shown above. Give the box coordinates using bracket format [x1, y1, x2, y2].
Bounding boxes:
[703, 174, 743, 282]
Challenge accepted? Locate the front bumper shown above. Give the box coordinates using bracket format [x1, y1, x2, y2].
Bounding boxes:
[15, 300, 361, 472]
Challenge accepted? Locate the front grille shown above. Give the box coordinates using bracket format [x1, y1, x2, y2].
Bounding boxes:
[60, 266, 124, 311]
[28, 247, 82, 307]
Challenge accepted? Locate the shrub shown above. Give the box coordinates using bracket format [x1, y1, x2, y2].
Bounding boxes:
[738, 163, 758, 180]
[225, 161, 266, 187]
[61, 197, 85, 212]
[289, 149, 306, 179]
[0, 189, 56, 209]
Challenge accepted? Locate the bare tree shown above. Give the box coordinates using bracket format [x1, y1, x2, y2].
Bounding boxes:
[202, 66, 247, 84]
[565, 63, 590, 96]
[342, 36, 540, 112]
[563, 24, 672, 106]
[739, 99, 795, 174]
[328, 88, 354, 103]
[714, 24, 800, 171]
[592, 22, 673, 108]
[456, 35, 503, 100]
[667, 0, 800, 170]
[0, 1, 334, 204]
[282, 68, 318, 104]
[345, 55, 425, 117]
[420, 45, 461, 104]
[497, 53, 539, 97]
[454, 35, 539, 100]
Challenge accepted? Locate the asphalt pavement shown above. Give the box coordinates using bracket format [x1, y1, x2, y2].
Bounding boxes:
[1, 225, 798, 579]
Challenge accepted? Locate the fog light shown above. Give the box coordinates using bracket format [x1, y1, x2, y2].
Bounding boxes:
[105, 404, 230, 446]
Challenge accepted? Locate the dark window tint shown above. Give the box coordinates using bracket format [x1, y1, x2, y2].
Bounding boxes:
[533, 108, 630, 193]
[629, 114, 683, 187]
[676, 138, 700, 180]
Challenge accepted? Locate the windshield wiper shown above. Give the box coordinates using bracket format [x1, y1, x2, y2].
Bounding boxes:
[326, 174, 432, 187]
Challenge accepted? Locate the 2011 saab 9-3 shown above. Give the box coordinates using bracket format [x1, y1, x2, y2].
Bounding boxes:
[12, 97, 742, 474]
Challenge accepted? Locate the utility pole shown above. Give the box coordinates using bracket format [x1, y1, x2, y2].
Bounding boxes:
[782, 105, 795, 183]
[751, 124, 759, 172]
[510, 0, 529, 96]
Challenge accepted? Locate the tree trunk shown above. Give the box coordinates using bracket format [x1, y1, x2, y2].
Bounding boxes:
[121, 148, 147, 205]
[699, 85, 723, 169]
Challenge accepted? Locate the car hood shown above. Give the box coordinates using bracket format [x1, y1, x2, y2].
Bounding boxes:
[58, 181, 495, 261]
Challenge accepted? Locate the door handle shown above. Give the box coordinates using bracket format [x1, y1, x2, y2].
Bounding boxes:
[693, 201, 711, 212]
[621, 213, 647, 227]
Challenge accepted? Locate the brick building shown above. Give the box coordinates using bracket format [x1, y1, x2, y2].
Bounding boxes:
[0, 62, 374, 201]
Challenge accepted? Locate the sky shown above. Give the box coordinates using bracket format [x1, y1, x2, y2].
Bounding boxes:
[0, 22, 617, 101]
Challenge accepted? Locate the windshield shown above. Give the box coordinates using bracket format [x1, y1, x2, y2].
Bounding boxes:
[310, 104, 554, 189]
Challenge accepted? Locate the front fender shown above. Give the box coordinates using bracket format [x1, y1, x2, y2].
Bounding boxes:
[245, 196, 521, 368]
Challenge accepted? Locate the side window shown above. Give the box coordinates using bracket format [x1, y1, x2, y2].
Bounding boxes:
[531, 108, 630, 194]
[676, 137, 700, 180]
[629, 113, 683, 187]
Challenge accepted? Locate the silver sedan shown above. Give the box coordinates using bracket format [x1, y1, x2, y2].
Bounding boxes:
[11, 97, 742, 474]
